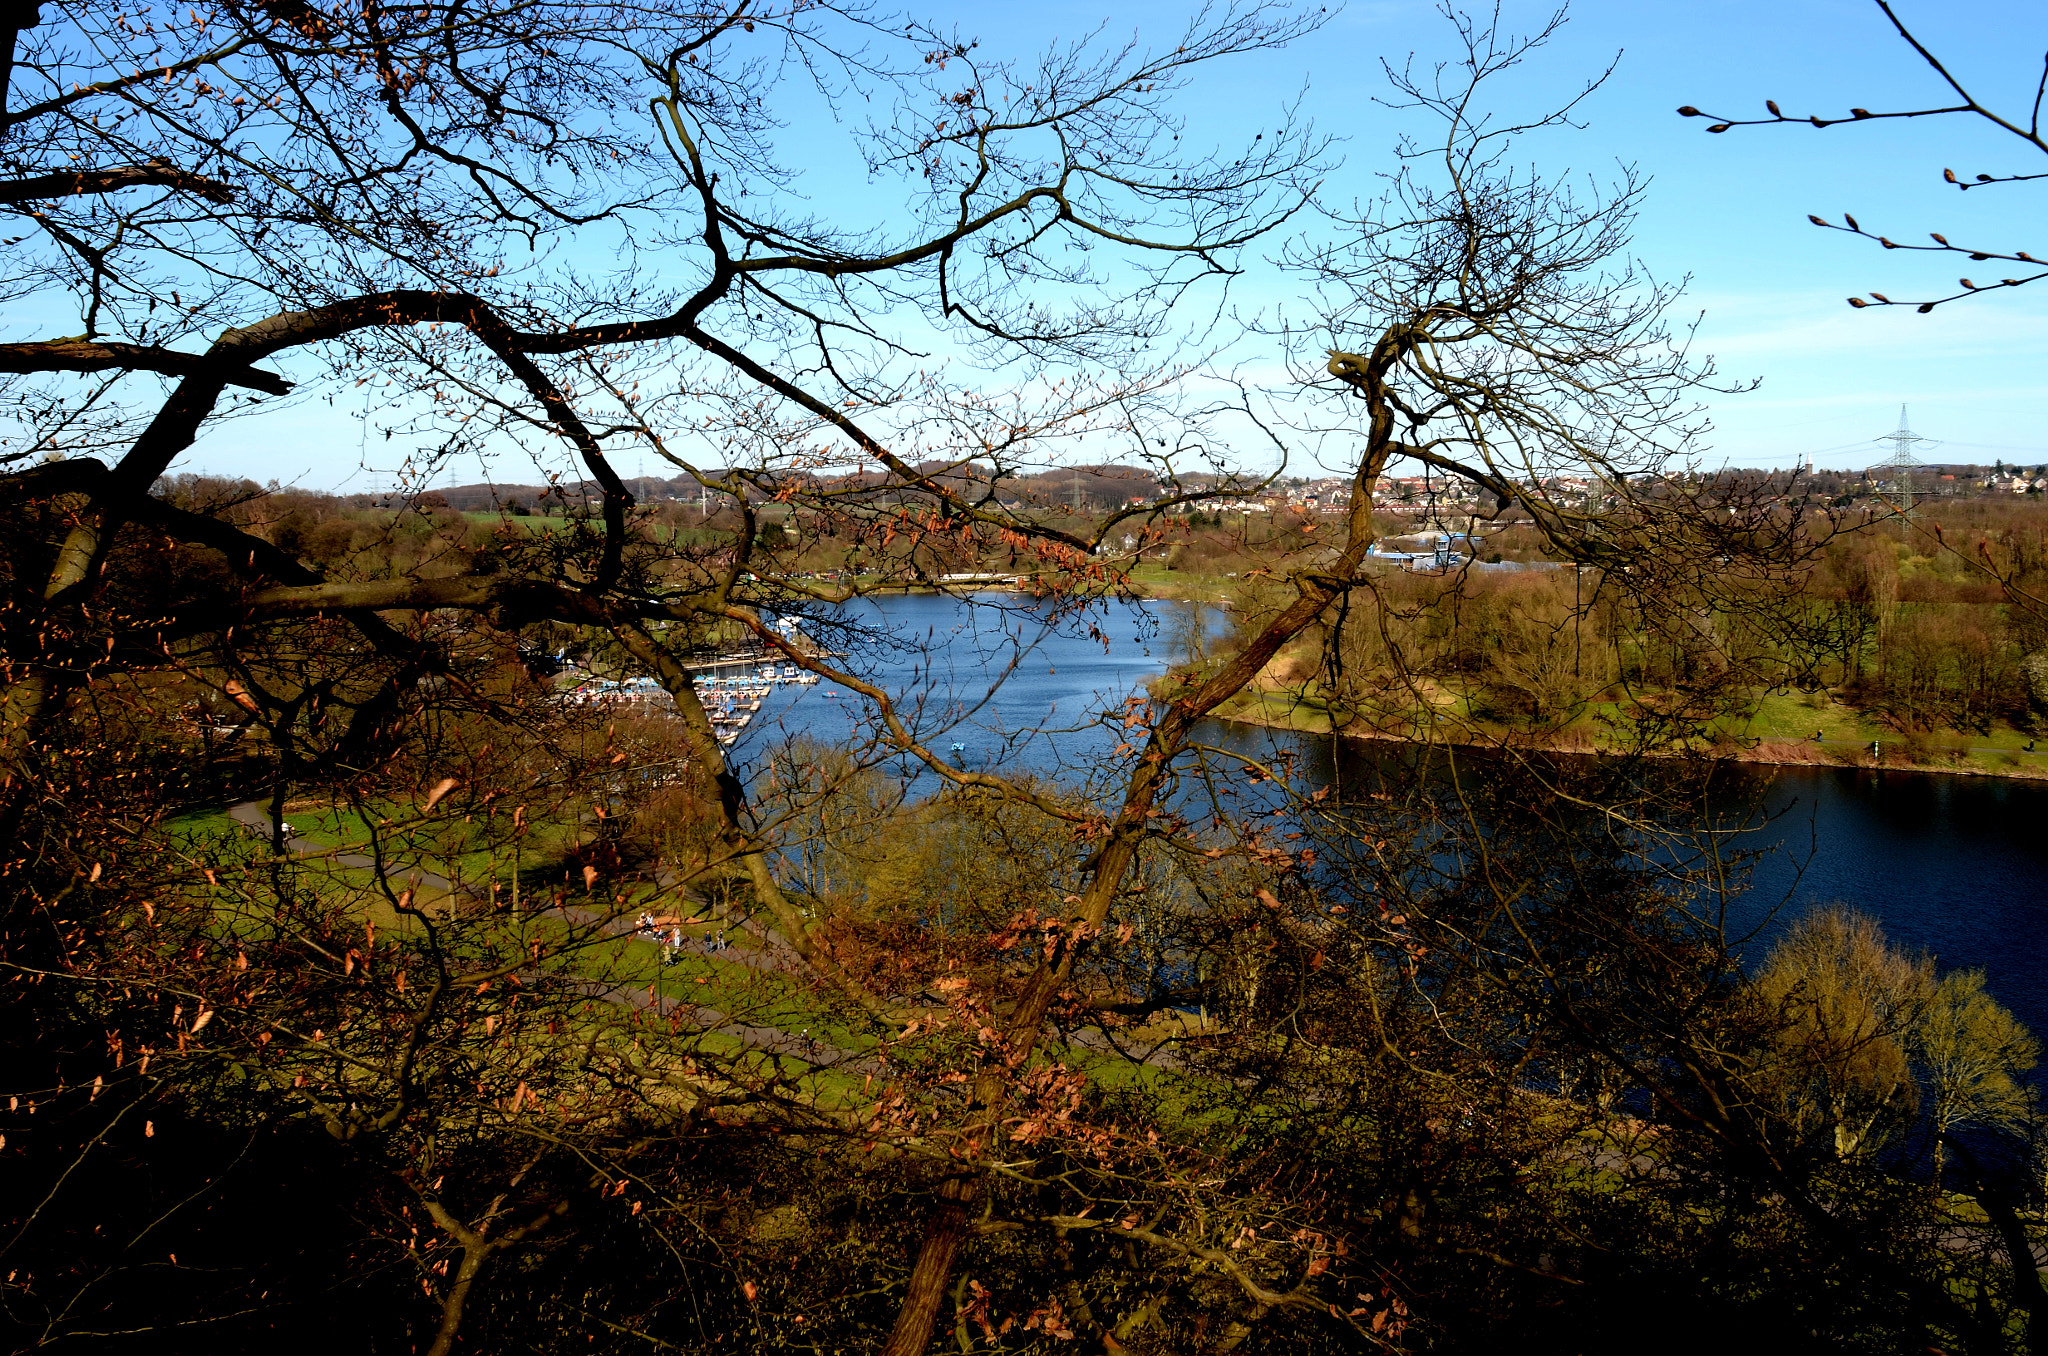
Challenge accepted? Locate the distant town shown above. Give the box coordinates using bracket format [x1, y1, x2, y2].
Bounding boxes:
[379, 457, 2047, 522]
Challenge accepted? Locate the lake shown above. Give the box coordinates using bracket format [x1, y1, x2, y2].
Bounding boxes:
[731, 592, 2048, 1037]
[731, 590, 1202, 789]
[1741, 764, 2048, 1028]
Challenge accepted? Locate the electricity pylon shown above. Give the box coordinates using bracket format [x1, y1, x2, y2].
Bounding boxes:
[1873, 404, 1939, 517]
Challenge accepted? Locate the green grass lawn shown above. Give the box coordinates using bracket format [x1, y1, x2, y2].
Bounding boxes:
[164, 794, 1225, 1123]
[1731, 690, 2047, 773]
[164, 805, 246, 841]
[162, 804, 1246, 1125]
[273, 798, 591, 889]
[1125, 563, 1235, 600]
[1212, 683, 1474, 742]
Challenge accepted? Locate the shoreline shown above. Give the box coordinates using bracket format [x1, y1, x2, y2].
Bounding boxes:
[1204, 695, 2048, 785]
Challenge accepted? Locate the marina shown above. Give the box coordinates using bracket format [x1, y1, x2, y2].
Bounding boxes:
[559, 665, 820, 745]
[556, 615, 826, 743]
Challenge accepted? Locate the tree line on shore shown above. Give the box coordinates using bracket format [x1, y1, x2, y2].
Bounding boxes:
[1160, 494, 2048, 757]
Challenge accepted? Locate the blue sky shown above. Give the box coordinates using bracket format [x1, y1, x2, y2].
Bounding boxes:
[176, 0, 2048, 485]
[1324, 0, 2048, 471]
[1117, 0, 2048, 473]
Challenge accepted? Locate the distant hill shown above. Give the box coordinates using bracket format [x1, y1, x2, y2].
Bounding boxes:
[425, 463, 1181, 514]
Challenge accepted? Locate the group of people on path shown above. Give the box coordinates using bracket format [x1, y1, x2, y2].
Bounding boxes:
[633, 911, 733, 964]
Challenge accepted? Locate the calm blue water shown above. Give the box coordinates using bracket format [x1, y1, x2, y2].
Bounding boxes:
[729, 591, 1199, 787]
[729, 593, 2048, 1038]
[1196, 715, 2048, 1039]
[1739, 765, 2048, 1032]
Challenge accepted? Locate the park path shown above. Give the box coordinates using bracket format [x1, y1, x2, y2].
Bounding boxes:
[224, 800, 865, 1068]
[1806, 735, 2046, 761]
[228, 795, 1175, 1074]
[226, 799, 457, 893]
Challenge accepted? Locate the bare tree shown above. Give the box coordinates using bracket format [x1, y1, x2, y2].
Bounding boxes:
[0, 1, 1330, 1349]
[1676, 0, 2048, 618]
[1680, 0, 2048, 314]
[869, 10, 1842, 1354]
[1918, 967, 2039, 1186]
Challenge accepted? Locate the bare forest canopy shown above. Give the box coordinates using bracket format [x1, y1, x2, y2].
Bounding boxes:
[1167, 490, 2048, 758]
[8, 4, 2048, 1356]
[413, 462, 1183, 515]
[289, 459, 2048, 516]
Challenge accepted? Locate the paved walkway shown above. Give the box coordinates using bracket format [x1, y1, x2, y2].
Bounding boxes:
[227, 799, 457, 892]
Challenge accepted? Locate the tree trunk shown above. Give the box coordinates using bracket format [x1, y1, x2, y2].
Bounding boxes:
[424, 1240, 493, 1356]
[876, 381, 1403, 1355]
[878, 1180, 975, 1356]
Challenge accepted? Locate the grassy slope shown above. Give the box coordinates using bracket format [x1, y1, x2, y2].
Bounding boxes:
[1209, 678, 2048, 778]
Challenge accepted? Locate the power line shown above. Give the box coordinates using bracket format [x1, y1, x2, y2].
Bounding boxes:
[1719, 431, 2040, 472]
[1931, 441, 2048, 457]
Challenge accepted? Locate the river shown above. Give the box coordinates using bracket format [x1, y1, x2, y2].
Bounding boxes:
[732, 592, 2048, 1038]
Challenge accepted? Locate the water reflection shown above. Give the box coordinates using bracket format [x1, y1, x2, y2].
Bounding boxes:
[1204, 717, 2048, 1042]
